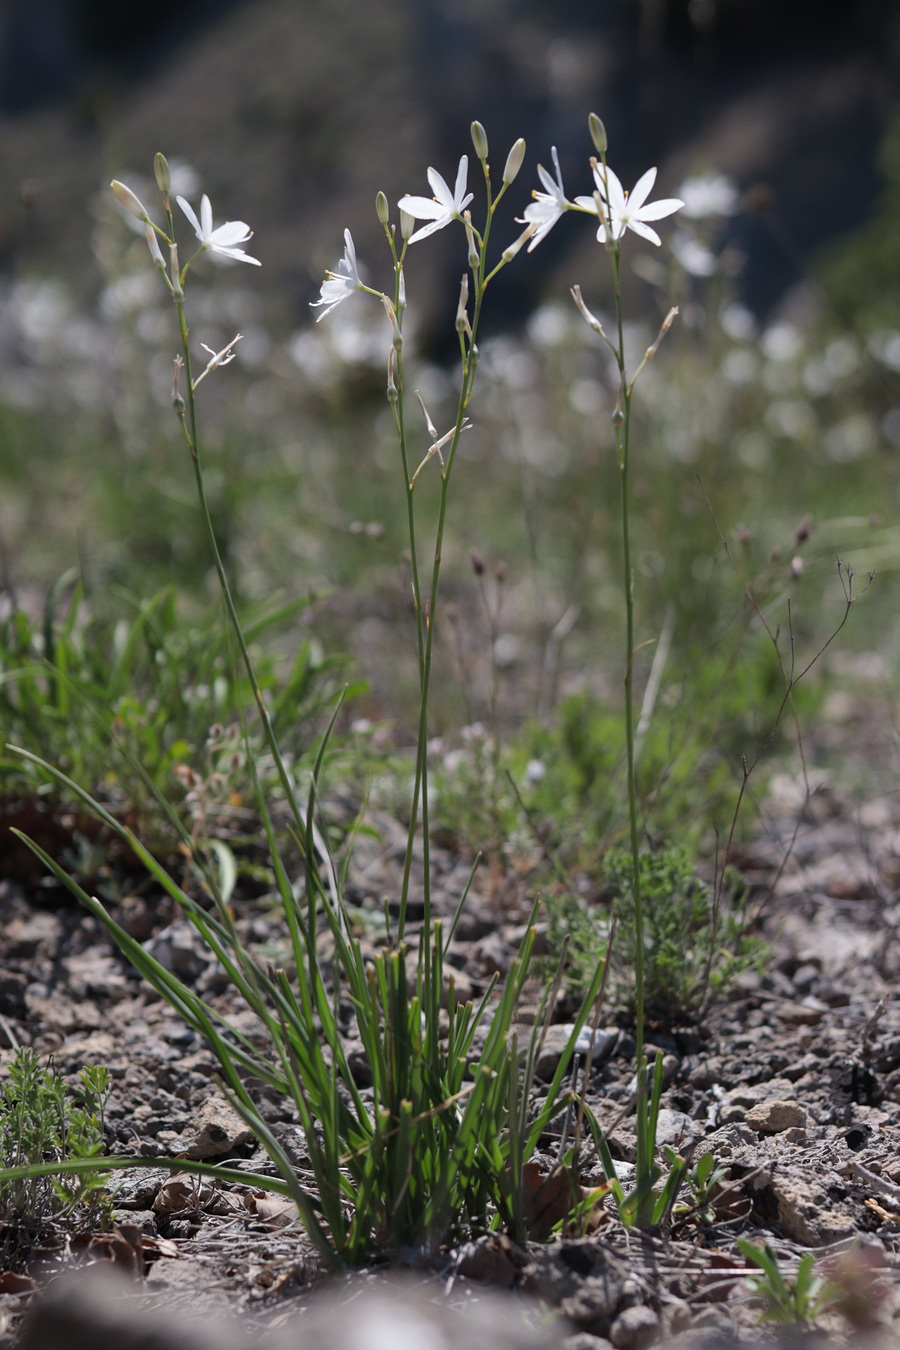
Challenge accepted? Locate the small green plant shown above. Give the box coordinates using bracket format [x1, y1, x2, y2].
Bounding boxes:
[605, 843, 763, 1021]
[581, 1052, 689, 1229]
[678, 1150, 730, 1225]
[544, 842, 761, 1023]
[738, 1239, 839, 1326]
[0, 1049, 112, 1225]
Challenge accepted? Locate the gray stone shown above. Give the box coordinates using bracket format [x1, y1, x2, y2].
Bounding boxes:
[743, 1099, 807, 1134]
[609, 1305, 660, 1349]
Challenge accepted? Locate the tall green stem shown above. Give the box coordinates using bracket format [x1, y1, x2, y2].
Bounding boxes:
[609, 246, 650, 1212]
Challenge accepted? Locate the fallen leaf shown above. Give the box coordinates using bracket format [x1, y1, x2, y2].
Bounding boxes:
[242, 1192, 298, 1229]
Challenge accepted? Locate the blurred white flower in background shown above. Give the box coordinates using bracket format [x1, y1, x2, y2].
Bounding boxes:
[676, 173, 739, 219]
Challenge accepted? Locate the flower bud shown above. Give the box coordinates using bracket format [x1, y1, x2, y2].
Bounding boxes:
[502, 138, 526, 185]
[381, 294, 403, 349]
[144, 225, 166, 270]
[464, 213, 479, 270]
[501, 225, 534, 262]
[588, 113, 607, 156]
[375, 190, 389, 225]
[110, 180, 151, 223]
[153, 154, 171, 194]
[455, 274, 470, 334]
[400, 208, 415, 241]
[471, 121, 489, 161]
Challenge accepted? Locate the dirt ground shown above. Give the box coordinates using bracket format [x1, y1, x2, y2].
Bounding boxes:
[3, 754, 900, 1348]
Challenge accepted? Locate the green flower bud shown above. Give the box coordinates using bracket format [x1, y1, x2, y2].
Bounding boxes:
[589, 113, 608, 156]
[502, 138, 526, 185]
[471, 121, 489, 161]
[375, 191, 390, 225]
[154, 153, 171, 194]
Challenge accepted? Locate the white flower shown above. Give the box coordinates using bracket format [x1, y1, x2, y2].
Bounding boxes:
[575, 164, 683, 247]
[310, 230, 364, 321]
[176, 193, 260, 265]
[677, 172, 738, 219]
[519, 147, 570, 252]
[397, 157, 473, 243]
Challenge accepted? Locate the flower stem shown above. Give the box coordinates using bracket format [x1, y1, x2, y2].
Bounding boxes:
[608, 245, 651, 1215]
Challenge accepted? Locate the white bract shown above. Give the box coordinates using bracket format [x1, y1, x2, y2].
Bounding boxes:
[575, 164, 683, 247]
[519, 146, 571, 252]
[310, 230, 364, 321]
[397, 157, 473, 243]
[176, 193, 261, 266]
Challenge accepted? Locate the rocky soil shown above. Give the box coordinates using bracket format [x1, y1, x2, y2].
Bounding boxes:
[3, 764, 900, 1348]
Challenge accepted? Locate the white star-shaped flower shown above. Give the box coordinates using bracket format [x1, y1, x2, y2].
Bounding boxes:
[397, 157, 473, 244]
[176, 193, 261, 265]
[310, 230, 364, 321]
[575, 164, 683, 247]
[518, 146, 571, 252]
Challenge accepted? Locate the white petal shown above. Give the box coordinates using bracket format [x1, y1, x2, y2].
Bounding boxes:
[177, 195, 202, 238]
[594, 163, 626, 215]
[628, 167, 658, 213]
[453, 155, 469, 207]
[625, 218, 662, 246]
[426, 166, 454, 208]
[199, 195, 213, 239]
[635, 197, 684, 221]
[397, 194, 445, 220]
[210, 221, 253, 246]
[407, 217, 449, 243]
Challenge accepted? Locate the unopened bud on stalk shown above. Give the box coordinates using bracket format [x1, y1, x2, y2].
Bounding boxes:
[110, 180, 151, 223]
[416, 390, 438, 440]
[502, 138, 526, 185]
[456, 274, 470, 334]
[375, 190, 390, 225]
[588, 113, 608, 156]
[153, 154, 171, 194]
[502, 225, 535, 262]
[381, 294, 403, 348]
[144, 225, 166, 271]
[470, 549, 485, 576]
[398, 266, 407, 310]
[386, 349, 398, 404]
[471, 121, 489, 161]
[400, 208, 415, 241]
[643, 306, 679, 362]
[464, 212, 479, 270]
[570, 284, 607, 338]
